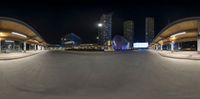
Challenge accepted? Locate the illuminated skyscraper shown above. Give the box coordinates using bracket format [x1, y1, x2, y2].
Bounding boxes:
[123, 20, 134, 48]
[145, 17, 155, 44]
[98, 13, 112, 45]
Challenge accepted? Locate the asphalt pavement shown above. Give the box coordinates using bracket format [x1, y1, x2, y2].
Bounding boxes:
[0, 50, 200, 99]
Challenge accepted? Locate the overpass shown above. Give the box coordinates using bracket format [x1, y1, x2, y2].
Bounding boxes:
[0, 17, 47, 52]
[151, 17, 200, 52]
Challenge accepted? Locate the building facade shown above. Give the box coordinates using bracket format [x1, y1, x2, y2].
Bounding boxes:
[123, 20, 134, 48]
[61, 33, 81, 47]
[98, 13, 112, 45]
[145, 17, 155, 44]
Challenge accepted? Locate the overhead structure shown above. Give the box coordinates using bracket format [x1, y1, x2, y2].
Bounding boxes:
[0, 17, 47, 53]
[151, 17, 200, 52]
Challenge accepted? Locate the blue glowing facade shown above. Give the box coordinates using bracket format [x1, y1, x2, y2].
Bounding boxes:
[112, 35, 129, 51]
[61, 33, 81, 46]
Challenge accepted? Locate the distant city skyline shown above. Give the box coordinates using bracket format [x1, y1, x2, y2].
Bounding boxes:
[123, 20, 134, 48]
[145, 17, 155, 44]
[0, 2, 200, 44]
[98, 13, 112, 45]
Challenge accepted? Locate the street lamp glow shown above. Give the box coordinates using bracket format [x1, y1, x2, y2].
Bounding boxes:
[98, 23, 103, 27]
[170, 32, 186, 37]
[11, 32, 27, 38]
[170, 36, 176, 41]
[33, 40, 39, 43]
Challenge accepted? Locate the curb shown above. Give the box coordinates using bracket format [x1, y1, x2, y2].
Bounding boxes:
[64, 50, 136, 54]
[158, 52, 200, 60]
[0, 52, 40, 60]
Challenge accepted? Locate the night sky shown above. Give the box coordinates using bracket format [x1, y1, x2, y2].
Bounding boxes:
[0, 0, 199, 44]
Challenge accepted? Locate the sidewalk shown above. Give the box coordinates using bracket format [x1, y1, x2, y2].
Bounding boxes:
[0, 50, 43, 60]
[158, 50, 200, 60]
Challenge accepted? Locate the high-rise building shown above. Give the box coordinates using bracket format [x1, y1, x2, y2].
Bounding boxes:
[123, 20, 134, 48]
[98, 13, 112, 45]
[145, 17, 155, 44]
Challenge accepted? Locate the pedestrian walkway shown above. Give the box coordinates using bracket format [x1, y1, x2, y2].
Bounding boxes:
[0, 51, 44, 60]
[158, 50, 200, 60]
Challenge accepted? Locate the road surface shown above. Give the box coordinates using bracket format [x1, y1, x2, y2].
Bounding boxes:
[0, 50, 200, 99]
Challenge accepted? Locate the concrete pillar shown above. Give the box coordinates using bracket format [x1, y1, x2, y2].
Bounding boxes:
[177, 43, 180, 50]
[38, 45, 41, 50]
[156, 45, 158, 50]
[171, 42, 174, 51]
[34, 45, 37, 51]
[198, 20, 200, 53]
[23, 42, 26, 52]
[0, 38, 1, 53]
[160, 44, 163, 51]
[42, 46, 45, 50]
[37, 45, 40, 50]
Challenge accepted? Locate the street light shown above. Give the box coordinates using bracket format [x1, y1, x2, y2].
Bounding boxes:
[96, 36, 99, 40]
[11, 32, 27, 38]
[98, 23, 103, 27]
[170, 32, 186, 37]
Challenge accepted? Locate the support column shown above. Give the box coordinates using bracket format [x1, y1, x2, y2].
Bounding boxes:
[38, 45, 41, 50]
[34, 45, 37, 51]
[160, 44, 163, 51]
[23, 42, 26, 52]
[198, 20, 200, 53]
[42, 46, 44, 50]
[0, 38, 1, 53]
[171, 41, 174, 52]
[156, 44, 158, 50]
[177, 43, 180, 50]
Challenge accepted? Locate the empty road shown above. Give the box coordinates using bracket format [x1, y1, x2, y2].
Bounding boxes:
[0, 50, 200, 99]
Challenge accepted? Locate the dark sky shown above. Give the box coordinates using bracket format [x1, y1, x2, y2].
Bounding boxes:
[0, 0, 199, 44]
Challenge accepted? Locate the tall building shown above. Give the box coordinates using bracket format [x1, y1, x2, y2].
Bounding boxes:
[145, 17, 155, 44]
[123, 20, 134, 48]
[98, 13, 112, 45]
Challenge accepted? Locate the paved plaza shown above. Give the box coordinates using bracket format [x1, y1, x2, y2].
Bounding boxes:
[0, 50, 200, 99]
[158, 51, 200, 60]
[0, 51, 43, 60]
